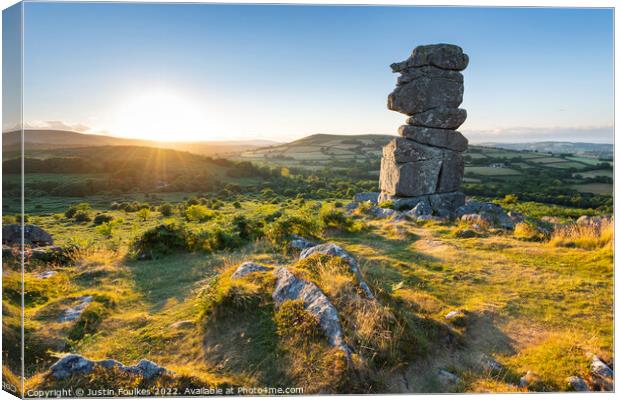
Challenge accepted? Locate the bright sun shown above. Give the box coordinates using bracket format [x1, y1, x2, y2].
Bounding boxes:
[109, 90, 208, 142]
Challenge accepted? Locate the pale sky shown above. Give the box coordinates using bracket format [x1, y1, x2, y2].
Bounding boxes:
[4, 3, 614, 143]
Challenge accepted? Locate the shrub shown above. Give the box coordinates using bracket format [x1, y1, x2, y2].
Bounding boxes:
[93, 214, 114, 226]
[319, 204, 356, 232]
[96, 219, 124, 238]
[159, 203, 174, 216]
[185, 204, 215, 222]
[514, 221, 546, 241]
[65, 202, 91, 219]
[233, 201, 242, 209]
[502, 194, 519, 204]
[136, 208, 151, 222]
[73, 210, 92, 223]
[132, 223, 190, 257]
[264, 214, 320, 246]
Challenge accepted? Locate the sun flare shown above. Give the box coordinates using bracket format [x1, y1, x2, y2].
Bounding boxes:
[109, 90, 208, 142]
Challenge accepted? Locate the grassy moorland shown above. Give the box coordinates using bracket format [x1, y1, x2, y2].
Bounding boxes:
[1, 134, 613, 395]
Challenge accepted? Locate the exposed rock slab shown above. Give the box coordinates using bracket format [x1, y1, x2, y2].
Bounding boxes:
[399, 125, 468, 152]
[405, 107, 467, 129]
[300, 243, 373, 298]
[391, 43, 469, 72]
[272, 268, 350, 355]
[388, 73, 463, 115]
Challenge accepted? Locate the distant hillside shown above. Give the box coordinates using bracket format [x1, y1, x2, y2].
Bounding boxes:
[237, 133, 394, 172]
[478, 141, 613, 159]
[2, 130, 279, 157]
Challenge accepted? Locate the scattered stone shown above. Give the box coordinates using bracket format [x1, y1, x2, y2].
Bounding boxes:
[272, 268, 350, 355]
[289, 235, 316, 250]
[444, 310, 467, 326]
[461, 213, 493, 227]
[519, 371, 541, 388]
[479, 355, 503, 373]
[60, 296, 93, 322]
[590, 354, 613, 391]
[405, 107, 467, 130]
[344, 202, 359, 211]
[455, 229, 477, 238]
[416, 215, 444, 223]
[456, 201, 515, 229]
[50, 354, 172, 380]
[577, 215, 613, 227]
[405, 200, 432, 217]
[371, 207, 400, 219]
[300, 243, 373, 298]
[231, 262, 270, 279]
[353, 192, 380, 204]
[2, 224, 54, 246]
[566, 376, 589, 391]
[399, 125, 468, 152]
[170, 320, 195, 330]
[37, 271, 57, 279]
[437, 369, 460, 386]
[507, 211, 526, 224]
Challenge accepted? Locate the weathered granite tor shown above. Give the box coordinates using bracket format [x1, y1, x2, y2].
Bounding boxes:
[380, 44, 469, 216]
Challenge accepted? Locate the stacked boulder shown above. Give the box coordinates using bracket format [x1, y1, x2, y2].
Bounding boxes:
[379, 44, 469, 216]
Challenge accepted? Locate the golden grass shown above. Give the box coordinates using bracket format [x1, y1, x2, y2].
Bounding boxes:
[549, 219, 613, 250]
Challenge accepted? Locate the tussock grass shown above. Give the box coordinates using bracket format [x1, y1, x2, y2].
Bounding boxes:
[549, 219, 613, 249]
[501, 332, 592, 391]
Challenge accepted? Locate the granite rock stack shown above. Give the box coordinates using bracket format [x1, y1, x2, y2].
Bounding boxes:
[379, 44, 469, 215]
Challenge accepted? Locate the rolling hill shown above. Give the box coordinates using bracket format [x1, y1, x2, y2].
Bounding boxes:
[2, 129, 279, 157]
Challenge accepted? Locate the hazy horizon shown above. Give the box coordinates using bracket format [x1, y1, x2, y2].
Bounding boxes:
[4, 3, 614, 144]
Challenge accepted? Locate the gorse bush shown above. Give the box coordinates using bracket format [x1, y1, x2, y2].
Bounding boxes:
[73, 210, 92, 223]
[136, 208, 151, 222]
[65, 202, 91, 219]
[93, 214, 114, 226]
[95, 218, 124, 238]
[318, 204, 361, 233]
[264, 214, 320, 246]
[159, 203, 174, 216]
[185, 204, 215, 222]
[132, 223, 191, 257]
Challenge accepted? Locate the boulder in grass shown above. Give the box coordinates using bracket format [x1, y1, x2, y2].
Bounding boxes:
[300, 243, 373, 298]
[272, 268, 350, 356]
[50, 354, 173, 380]
[2, 224, 53, 246]
[231, 262, 270, 279]
[589, 354, 613, 391]
[566, 376, 589, 392]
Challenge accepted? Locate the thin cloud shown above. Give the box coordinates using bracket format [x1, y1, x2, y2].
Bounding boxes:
[463, 125, 613, 144]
